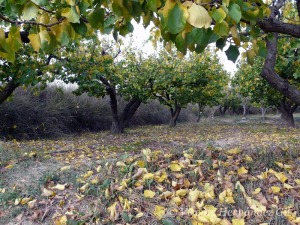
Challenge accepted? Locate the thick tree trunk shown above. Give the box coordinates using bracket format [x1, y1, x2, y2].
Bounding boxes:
[277, 98, 298, 127]
[219, 106, 228, 117]
[120, 98, 142, 128]
[261, 34, 300, 105]
[169, 105, 181, 127]
[0, 79, 19, 105]
[108, 87, 123, 133]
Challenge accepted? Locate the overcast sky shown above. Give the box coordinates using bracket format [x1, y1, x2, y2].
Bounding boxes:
[128, 21, 237, 74]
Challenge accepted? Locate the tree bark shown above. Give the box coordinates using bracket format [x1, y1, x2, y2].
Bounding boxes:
[0, 79, 19, 105]
[197, 102, 205, 123]
[219, 106, 228, 117]
[261, 34, 300, 105]
[277, 98, 298, 127]
[120, 98, 142, 129]
[169, 105, 181, 127]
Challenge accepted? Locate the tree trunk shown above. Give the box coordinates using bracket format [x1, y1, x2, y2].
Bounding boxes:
[0, 79, 19, 105]
[261, 106, 266, 120]
[209, 105, 220, 119]
[219, 106, 228, 117]
[169, 105, 181, 127]
[197, 103, 205, 123]
[277, 98, 298, 127]
[120, 98, 142, 128]
[242, 104, 247, 117]
[108, 87, 123, 133]
[261, 33, 300, 106]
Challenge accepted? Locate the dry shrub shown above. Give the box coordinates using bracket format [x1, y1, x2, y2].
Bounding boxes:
[0, 87, 195, 139]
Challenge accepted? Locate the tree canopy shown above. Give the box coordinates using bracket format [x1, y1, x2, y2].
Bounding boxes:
[1, 0, 300, 105]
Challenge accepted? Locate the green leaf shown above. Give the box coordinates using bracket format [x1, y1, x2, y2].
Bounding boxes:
[246, 48, 255, 65]
[62, 7, 80, 23]
[213, 21, 229, 37]
[293, 71, 300, 79]
[191, 28, 212, 47]
[225, 45, 239, 62]
[175, 33, 187, 54]
[66, 0, 76, 6]
[147, 0, 161, 11]
[216, 38, 226, 50]
[71, 19, 88, 36]
[7, 27, 22, 52]
[22, 2, 39, 20]
[31, 0, 48, 6]
[160, 1, 188, 34]
[212, 8, 227, 24]
[228, 3, 241, 23]
[88, 7, 105, 29]
[119, 22, 134, 36]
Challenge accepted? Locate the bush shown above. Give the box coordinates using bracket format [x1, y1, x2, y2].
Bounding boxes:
[0, 86, 196, 139]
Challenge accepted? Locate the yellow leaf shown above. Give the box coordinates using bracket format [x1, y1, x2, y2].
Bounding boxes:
[283, 183, 293, 190]
[82, 170, 93, 179]
[245, 196, 266, 213]
[161, 191, 173, 199]
[51, 184, 66, 191]
[295, 179, 300, 184]
[219, 189, 235, 204]
[5, 164, 14, 169]
[169, 163, 182, 172]
[252, 188, 261, 195]
[154, 205, 165, 220]
[135, 212, 143, 218]
[143, 173, 154, 180]
[203, 183, 215, 199]
[54, 215, 67, 225]
[237, 166, 248, 175]
[42, 188, 55, 197]
[274, 171, 288, 183]
[226, 147, 242, 155]
[155, 170, 168, 183]
[91, 177, 99, 184]
[79, 183, 89, 193]
[116, 161, 126, 167]
[270, 186, 281, 194]
[136, 160, 146, 168]
[244, 155, 253, 162]
[14, 198, 21, 205]
[232, 218, 245, 225]
[185, 2, 212, 28]
[96, 165, 102, 172]
[275, 161, 293, 170]
[188, 189, 200, 202]
[171, 196, 182, 205]
[60, 166, 71, 171]
[176, 189, 188, 197]
[75, 193, 84, 200]
[27, 199, 37, 208]
[20, 197, 32, 205]
[107, 202, 118, 221]
[144, 190, 155, 198]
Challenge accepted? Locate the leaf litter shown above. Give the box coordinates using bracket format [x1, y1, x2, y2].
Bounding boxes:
[1, 121, 300, 224]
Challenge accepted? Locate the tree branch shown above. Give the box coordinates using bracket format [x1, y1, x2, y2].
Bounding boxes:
[258, 19, 300, 38]
[0, 13, 66, 28]
[261, 33, 300, 105]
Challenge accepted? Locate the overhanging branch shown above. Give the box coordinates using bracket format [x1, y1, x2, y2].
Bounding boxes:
[258, 19, 300, 38]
